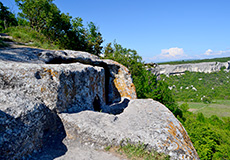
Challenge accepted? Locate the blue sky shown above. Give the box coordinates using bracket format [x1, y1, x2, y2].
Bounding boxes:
[2, 0, 230, 62]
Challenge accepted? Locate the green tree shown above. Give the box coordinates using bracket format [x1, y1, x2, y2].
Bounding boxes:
[15, 0, 103, 54]
[85, 22, 103, 56]
[103, 42, 114, 57]
[69, 18, 103, 55]
[15, 0, 56, 32]
[0, 2, 17, 30]
[70, 17, 87, 51]
[15, 0, 73, 44]
[17, 16, 29, 26]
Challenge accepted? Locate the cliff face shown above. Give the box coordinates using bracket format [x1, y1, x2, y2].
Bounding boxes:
[0, 47, 199, 160]
[150, 61, 230, 76]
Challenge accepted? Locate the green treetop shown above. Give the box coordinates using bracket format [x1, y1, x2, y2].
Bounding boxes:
[0, 2, 17, 30]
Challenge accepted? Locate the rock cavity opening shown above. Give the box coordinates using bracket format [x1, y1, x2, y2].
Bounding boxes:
[93, 95, 101, 112]
[46, 57, 78, 64]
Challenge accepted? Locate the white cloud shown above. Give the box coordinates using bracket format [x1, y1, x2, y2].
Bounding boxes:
[204, 49, 213, 55]
[145, 48, 230, 63]
[204, 49, 225, 56]
[148, 47, 188, 62]
[160, 47, 185, 58]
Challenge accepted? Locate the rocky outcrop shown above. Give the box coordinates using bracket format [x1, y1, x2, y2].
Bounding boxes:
[0, 47, 198, 159]
[149, 61, 230, 76]
[0, 48, 136, 107]
[0, 48, 136, 159]
[60, 99, 199, 160]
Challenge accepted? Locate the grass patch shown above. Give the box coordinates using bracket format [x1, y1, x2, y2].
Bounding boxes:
[213, 99, 230, 105]
[3, 26, 59, 50]
[105, 140, 170, 160]
[179, 100, 230, 119]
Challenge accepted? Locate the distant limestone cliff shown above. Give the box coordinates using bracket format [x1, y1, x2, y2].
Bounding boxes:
[149, 61, 230, 77]
[0, 47, 199, 160]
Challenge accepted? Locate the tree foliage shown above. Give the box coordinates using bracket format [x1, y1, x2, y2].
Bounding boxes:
[0, 2, 17, 30]
[14, 0, 103, 55]
[15, 0, 55, 32]
[180, 105, 230, 160]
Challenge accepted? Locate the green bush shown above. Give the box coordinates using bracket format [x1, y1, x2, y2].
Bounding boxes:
[202, 96, 212, 104]
[181, 106, 230, 160]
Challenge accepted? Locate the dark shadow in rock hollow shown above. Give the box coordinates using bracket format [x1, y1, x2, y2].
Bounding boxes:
[30, 113, 67, 160]
[0, 105, 67, 160]
[105, 98, 130, 115]
[93, 94, 101, 112]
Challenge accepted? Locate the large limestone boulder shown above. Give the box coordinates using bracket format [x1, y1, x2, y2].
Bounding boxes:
[39, 49, 137, 103]
[0, 48, 136, 159]
[0, 48, 137, 105]
[0, 60, 106, 113]
[60, 99, 199, 160]
[0, 47, 198, 159]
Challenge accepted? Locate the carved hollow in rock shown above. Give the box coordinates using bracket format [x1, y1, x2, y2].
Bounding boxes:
[46, 57, 79, 64]
[93, 95, 101, 112]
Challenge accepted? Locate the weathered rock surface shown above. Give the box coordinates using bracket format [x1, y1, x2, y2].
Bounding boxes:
[0, 48, 136, 159]
[30, 137, 126, 160]
[60, 99, 199, 160]
[0, 47, 198, 160]
[150, 61, 230, 76]
[0, 60, 106, 113]
[0, 48, 137, 104]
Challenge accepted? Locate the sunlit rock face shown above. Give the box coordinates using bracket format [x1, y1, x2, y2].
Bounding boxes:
[60, 99, 199, 160]
[0, 48, 136, 159]
[0, 48, 198, 160]
[150, 61, 230, 77]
